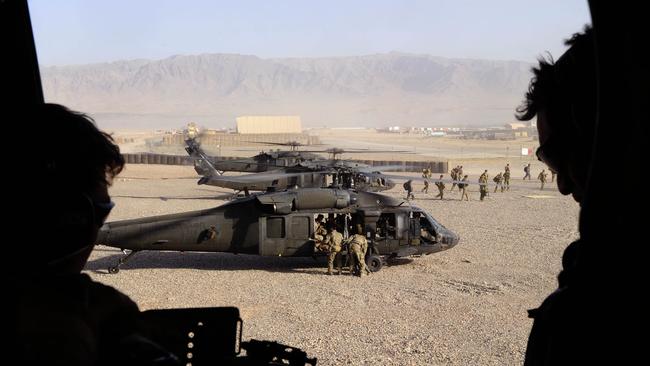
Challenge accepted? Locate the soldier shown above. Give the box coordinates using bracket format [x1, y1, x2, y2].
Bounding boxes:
[403, 180, 415, 200]
[503, 165, 511, 191]
[421, 178, 430, 194]
[459, 175, 470, 201]
[478, 170, 489, 201]
[538, 169, 548, 190]
[312, 214, 328, 252]
[422, 168, 428, 178]
[449, 166, 459, 192]
[493, 172, 503, 193]
[524, 163, 532, 180]
[325, 225, 343, 275]
[435, 174, 445, 200]
[346, 225, 370, 277]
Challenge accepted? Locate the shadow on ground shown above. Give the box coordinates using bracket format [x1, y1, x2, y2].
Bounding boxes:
[87, 247, 416, 275]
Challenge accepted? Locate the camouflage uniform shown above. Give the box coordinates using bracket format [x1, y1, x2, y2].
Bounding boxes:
[493, 173, 503, 193]
[346, 233, 370, 276]
[422, 179, 429, 193]
[449, 167, 458, 191]
[325, 228, 343, 275]
[479, 170, 489, 201]
[459, 175, 470, 201]
[538, 170, 548, 190]
[503, 165, 511, 191]
[524, 164, 532, 180]
[435, 175, 445, 200]
[404, 180, 415, 200]
[313, 217, 328, 252]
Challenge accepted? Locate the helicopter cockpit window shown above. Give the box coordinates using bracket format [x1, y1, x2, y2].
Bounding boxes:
[267, 217, 285, 238]
[419, 214, 436, 243]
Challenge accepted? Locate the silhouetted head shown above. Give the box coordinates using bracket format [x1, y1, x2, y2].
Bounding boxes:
[517, 26, 595, 203]
[29, 104, 124, 273]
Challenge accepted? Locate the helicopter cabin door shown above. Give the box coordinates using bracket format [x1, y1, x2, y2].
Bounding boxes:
[375, 212, 404, 254]
[259, 216, 287, 256]
[286, 214, 313, 256]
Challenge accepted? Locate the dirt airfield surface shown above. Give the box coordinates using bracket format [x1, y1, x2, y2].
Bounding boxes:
[87, 164, 578, 365]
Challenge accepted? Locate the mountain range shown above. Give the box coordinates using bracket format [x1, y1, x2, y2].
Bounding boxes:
[41, 52, 534, 129]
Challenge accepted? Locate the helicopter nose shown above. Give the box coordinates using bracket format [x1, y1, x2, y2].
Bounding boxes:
[439, 229, 460, 248]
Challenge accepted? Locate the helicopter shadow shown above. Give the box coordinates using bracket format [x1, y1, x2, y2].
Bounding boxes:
[86, 250, 328, 275]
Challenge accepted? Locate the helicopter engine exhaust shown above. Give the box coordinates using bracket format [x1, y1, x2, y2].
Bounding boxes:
[294, 189, 350, 209]
[256, 188, 351, 214]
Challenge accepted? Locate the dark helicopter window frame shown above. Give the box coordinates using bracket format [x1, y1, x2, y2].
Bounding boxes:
[267, 217, 286, 239]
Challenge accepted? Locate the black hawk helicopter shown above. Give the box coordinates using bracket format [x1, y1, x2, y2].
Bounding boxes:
[185, 137, 401, 194]
[99, 187, 459, 274]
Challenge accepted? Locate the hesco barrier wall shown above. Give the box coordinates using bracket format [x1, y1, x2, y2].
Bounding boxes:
[122, 153, 448, 173]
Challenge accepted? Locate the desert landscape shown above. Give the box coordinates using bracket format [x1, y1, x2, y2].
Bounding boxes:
[84, 133, 576, 365]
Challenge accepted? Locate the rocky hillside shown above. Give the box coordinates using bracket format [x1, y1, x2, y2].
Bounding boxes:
[41, 52, 533, 128]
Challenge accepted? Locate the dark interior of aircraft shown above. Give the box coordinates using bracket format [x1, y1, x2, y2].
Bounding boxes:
[2, 0, 646, 364]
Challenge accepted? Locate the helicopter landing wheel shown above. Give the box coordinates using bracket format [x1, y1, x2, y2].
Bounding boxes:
[108, 266, 119, 274]
[366, 254, 384, 272]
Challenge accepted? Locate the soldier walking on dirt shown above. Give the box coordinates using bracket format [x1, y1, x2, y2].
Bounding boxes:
[435, 174, 446, 200]
[479, 170, 489, 201]
[459, 175, 470, 201]
[538, 169, 548, 190]
[524, 163, 532, 180]
[421, 179, 429, 194]
[404, 180, 415, 200]
[503, 164, 511, 191]
[493, 172, 503, 193]
[449, 166, 459, 192]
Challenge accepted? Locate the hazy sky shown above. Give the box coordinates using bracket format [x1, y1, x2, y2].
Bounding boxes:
[30, 0, 591, 66]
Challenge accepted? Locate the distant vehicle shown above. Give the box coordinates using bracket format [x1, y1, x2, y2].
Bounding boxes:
[185, 137, 399, 194]
[99, 187, 459, 273]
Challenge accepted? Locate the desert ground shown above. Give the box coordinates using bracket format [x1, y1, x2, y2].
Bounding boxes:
[86, 131, 577, 364]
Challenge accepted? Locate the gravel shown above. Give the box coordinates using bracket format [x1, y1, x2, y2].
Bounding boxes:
[87, 165, 579, 365]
